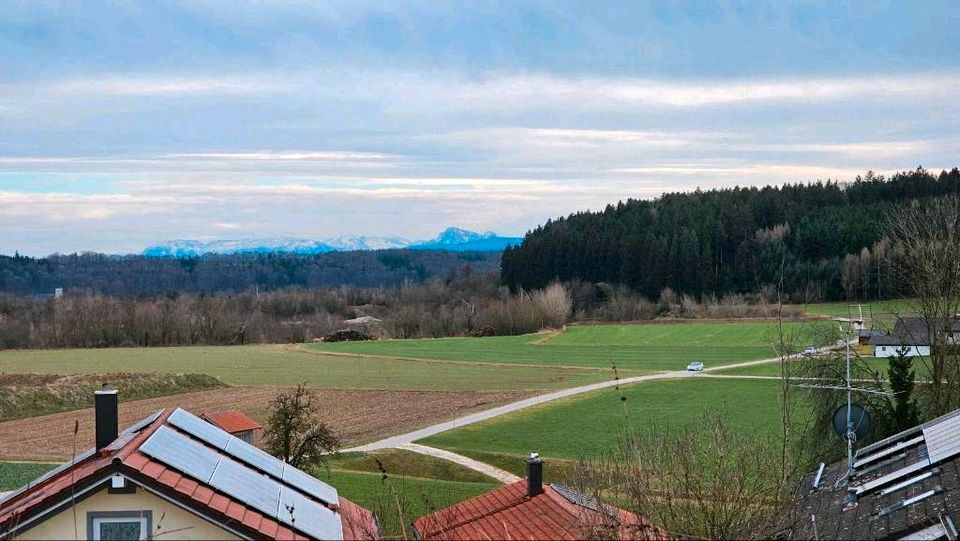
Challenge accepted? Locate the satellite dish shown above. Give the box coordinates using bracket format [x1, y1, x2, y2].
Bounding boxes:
[833, 404, 871, 441]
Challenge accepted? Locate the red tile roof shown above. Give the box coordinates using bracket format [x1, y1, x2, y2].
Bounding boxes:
[413, 480, 669, 541]
[201, 410, 263, 434]
[0, 408, 377, 540]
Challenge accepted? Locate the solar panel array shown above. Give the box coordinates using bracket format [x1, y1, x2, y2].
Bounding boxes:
[923, 413, 960, 464]
[140, 408, 342, 540]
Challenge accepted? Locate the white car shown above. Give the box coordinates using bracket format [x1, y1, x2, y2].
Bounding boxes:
[686, 361, 705, 372]
[803, 347, 818, 355]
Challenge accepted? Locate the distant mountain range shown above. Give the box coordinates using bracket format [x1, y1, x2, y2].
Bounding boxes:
[142, 227, 522, 257]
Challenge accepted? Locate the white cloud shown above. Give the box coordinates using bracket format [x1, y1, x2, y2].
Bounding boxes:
[430, 72, 960, 111]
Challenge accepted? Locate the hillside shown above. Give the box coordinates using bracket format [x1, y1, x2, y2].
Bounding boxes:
[502, 168, 960, 301]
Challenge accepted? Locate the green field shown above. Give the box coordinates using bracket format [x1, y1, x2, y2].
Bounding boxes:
[312, 321, 829, 372]
[0, 345, 615, 392]
[804, 299, 916, 322]
[419, 378, 786, 461]
[0, 462, 57, 490]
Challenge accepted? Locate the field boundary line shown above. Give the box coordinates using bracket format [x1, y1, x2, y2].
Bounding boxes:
[393, 443, 520, 484]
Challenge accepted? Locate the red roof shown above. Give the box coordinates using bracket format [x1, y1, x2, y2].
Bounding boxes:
[0, 409, 377, 540]
[201, 410, 263, 434]
[413, 480, 669, 541]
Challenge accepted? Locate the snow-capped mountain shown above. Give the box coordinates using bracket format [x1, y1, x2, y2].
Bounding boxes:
[142, 238, 337, 257]
[142, 228, 521, 256]
[408, 227, 521, 252]
[323, 235, 410, 251]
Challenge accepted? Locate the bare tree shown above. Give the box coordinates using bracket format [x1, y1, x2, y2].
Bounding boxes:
[263, 384, 341, 469]
[887, 195, 960, 415]
[532, 283, 572, 329]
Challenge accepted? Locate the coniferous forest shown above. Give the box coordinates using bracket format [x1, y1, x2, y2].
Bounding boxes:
[502, 168, 960, 302]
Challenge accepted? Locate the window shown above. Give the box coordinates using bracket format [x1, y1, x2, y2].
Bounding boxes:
[88, 511, 152, 541]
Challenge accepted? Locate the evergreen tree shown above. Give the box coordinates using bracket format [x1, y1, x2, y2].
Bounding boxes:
[887, 349, 920, 432]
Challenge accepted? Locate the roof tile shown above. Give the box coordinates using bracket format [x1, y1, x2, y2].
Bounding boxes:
[201, 411, 262, 434]
[414, 480, 668, 540]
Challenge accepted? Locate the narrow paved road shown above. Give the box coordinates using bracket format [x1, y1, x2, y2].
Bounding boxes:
[394, 443, 520, 484]
[344, 344, 843, 454]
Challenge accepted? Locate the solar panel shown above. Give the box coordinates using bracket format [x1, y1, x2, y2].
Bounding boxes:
[224, 436, 284, 478]
[923, 413, 960, 463]
[209, 456, 282, 518]
[140, 426, 221, 483]
[279, 485, 343, 540]
[163, 407, 343, 538]
[168, 408, 231, 449]
[170, 408, 339, 505]
[281, 463, 339, 506]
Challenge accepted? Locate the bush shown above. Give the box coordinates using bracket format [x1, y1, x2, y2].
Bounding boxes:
[322, 329, 374, 342]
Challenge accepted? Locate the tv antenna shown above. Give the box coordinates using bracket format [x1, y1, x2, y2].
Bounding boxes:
[795, 315, 892, 482]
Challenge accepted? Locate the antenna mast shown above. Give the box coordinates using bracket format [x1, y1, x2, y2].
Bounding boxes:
[797, 305, 891, 484]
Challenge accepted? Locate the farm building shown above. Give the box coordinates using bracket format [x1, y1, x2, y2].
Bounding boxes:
[201, 410, 262, 444]
[858, 328, 884, 346]
[790, 407, 960, 540]
[0, 387, 378, 540]
[871, 317, 933, 358]
[871, 316, 960, 357]
[413, 453, 668, 540]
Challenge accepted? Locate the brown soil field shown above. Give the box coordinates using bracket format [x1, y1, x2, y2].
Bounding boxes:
[0, 386, 531, 461]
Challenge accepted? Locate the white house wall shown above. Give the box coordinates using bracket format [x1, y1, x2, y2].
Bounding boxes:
[874, 345, 931, 358]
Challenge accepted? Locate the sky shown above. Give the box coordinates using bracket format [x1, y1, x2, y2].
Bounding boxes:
[1, 1, 959, 256]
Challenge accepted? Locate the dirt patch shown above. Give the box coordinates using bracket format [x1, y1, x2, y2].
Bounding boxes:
[0, 387, 532, 461]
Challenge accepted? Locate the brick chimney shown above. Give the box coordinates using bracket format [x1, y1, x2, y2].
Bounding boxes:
[525, 451, 544, 497]
[94, 384, 118, 450]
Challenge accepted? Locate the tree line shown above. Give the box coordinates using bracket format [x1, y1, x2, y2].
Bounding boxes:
[0, 272, 806, 349]
[502, 167, 960, 302]
[0, 249, 501, 297]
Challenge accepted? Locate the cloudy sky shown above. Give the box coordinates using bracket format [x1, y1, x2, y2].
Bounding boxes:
[2, 1, 959, 255]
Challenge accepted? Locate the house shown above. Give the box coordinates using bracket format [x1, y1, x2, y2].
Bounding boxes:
[871, 317, 933, 358]
[0, 387, 379, 540]
[791, 408, 960, 539]
[412, 453, 668, 541]
[871, 315, 960, 357]
[201, 410, 262, 444]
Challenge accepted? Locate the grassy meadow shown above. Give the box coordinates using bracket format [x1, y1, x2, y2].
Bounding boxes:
[316, 469, 495, 538]
[311, 321, 831, 372]
[0, 345, 616, 392]
[317, 449, 499, 538]
[419, 377, 787, 463]
[803, 299, 916, 324]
